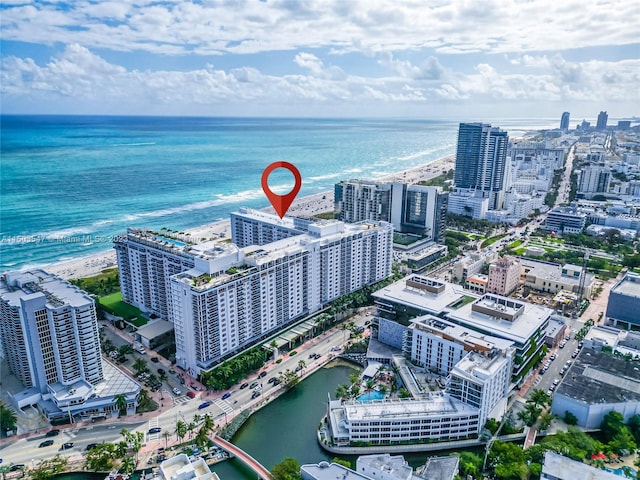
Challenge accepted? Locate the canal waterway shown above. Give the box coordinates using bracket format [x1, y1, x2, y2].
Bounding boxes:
[211, 360, 359, 480]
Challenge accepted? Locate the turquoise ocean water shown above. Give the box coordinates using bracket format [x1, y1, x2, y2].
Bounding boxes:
[0, 115, 556, 271]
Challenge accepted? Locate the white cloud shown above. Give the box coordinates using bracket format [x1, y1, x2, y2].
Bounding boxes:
[1, 0, 638, 56]
[2, 45, 637, 116]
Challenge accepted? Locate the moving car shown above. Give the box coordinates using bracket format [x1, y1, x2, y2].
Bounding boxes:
[60, 442, 74, 450]
[148, 427, 162, 434]
[198, 401, 211, 410]
[86, 443, 98, 451]
[186, 391, 196, 399]
[45, 429, 60, 437]
[251, 390, 261, 399]
[249, 382, 259, 389]
[157, 368, 166, 375]
[258, 371, 267, 378]
[240, 383, 249, 389]
[172, 387, 182, 395]
[39, 440, 54, 448]
[221, 392, 231, 400]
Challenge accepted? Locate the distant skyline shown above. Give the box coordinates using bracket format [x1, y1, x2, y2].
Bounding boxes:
[1, 0, 638, 119]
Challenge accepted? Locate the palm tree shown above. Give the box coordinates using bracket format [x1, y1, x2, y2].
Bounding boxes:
[137, 389, 151, 411]
[297, 359, 306, 375]
[130, 431, 144, 462]
[120, 457, 136, 475]
[335, 384, 350, 400]
[202, 414, 215, 434]
[133, 358, 148, 375]
[162, 430, 171, 449]
[187, 422, 197, 442]
[365, 379, 375, 392]
[194, 427, 209, 449]
[0, 403, 17, 432]
[349, 373, 360, 386]
[528, 389, 550, 409]
[114, 394, 128, 417]
[175, 420, 187, 443]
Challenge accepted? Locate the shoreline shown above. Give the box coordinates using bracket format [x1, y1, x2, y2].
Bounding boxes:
[44, 154, 454, 280]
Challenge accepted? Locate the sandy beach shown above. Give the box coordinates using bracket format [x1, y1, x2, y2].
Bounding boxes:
[47, 154, 454, 280]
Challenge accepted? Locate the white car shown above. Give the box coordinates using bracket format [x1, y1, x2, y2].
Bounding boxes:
[172, 387, 182, 395]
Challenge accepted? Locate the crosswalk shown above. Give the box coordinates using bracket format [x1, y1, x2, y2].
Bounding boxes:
[214, 399, 233, 415]
[147, 418, 160, 441]
[173, 395, 191, 406]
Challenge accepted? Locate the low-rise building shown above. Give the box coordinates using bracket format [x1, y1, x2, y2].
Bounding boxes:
[550, 348, 640, 428]
[541, 452, 618, 480]
[543, 207, 587, 234]
[160, 453, 218, 480]
[520, 259, 594, 298]
[606, 272, 640, 329]
[466, 275, 488, 294]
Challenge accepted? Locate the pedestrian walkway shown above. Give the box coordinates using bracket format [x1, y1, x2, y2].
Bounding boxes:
[214, 399, 233, 415]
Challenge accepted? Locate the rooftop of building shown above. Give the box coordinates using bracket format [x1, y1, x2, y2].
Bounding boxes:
[418, 456, 460, 480]
[554, 348, 640, 404]
[446, 293, 551, 346]
[160, 453, 216, 480]
[373, 275, 472, 316]
[450, 350, 511, 385]
[611, 272, 640, 299]
[136, 319, 174, 340]
[231, 207, 301, 228]
[520, 259, 594, 287]
[341, 393, 477, 421]
[301, 462, 372, 480]
[410, 315, 513, 353]
[94, 359, 141, 398]
[356, 454, 415, 480]
[541, 452, 618, 480]
[0, 269, 93, 308]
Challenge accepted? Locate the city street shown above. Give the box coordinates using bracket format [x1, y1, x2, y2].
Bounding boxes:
[0, 309, 372, 468]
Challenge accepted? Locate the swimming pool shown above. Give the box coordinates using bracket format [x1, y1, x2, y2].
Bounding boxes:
[357, 390, 385, 403]
[605, 466, 637, 479]
[154, 235, 186, 247]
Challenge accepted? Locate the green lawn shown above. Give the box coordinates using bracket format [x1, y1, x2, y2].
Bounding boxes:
[480, 234, 506, 249]
[508, 239, 523, 249]
[98, 292, 147, 327]
[514, 247, 527, 255]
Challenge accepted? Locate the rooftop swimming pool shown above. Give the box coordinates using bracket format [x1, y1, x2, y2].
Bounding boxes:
[357, 390, 385, 403]
[154, 235, 186, 247]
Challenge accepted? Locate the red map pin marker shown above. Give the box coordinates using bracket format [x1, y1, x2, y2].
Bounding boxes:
[261, 161, 302, 219]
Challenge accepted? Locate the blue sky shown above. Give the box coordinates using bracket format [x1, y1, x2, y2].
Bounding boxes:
[1, 0, 639, 119]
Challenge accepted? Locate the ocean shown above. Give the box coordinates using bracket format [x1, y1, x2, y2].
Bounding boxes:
[0, 115, 557, 271]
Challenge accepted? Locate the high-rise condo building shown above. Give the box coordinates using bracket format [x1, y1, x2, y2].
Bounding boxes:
[596, 111, 608, 131]
[448, 123, 509, 217]
[230, 207, 308, 248]
[334, 180, 448, 241]
[169, 220, 393, 374]
[577, 163, 611, 194]
[560, 112, 570, 131]
[0, 270, 139, 421]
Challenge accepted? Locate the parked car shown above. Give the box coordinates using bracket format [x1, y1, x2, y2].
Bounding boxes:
[10, 465, 25, 472]
[45, 429, 60, 437]
[148, 427, 162, 434]
[150, 357, 160, 363]
[550, 353, 556, 360]
[39, 440, 54, 448]
[258, 371, 267, 378]
[198, 401, 211, 410]
[221, 392, 231, 400]
[240, 383, 249, 389]
[157, 368, 166, 375]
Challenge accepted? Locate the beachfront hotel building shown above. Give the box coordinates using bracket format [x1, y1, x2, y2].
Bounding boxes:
[334, 180, 448, 242]
[114, 228, 196, 320]
[0, 270, 139, 421]
[325, 345, 512, 447]
[448, 123, 509, 218]
[170, 220, 393, 374]
[230, 207, 308, 248]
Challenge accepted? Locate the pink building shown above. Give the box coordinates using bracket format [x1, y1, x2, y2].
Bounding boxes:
[487, 257, 520, 296]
